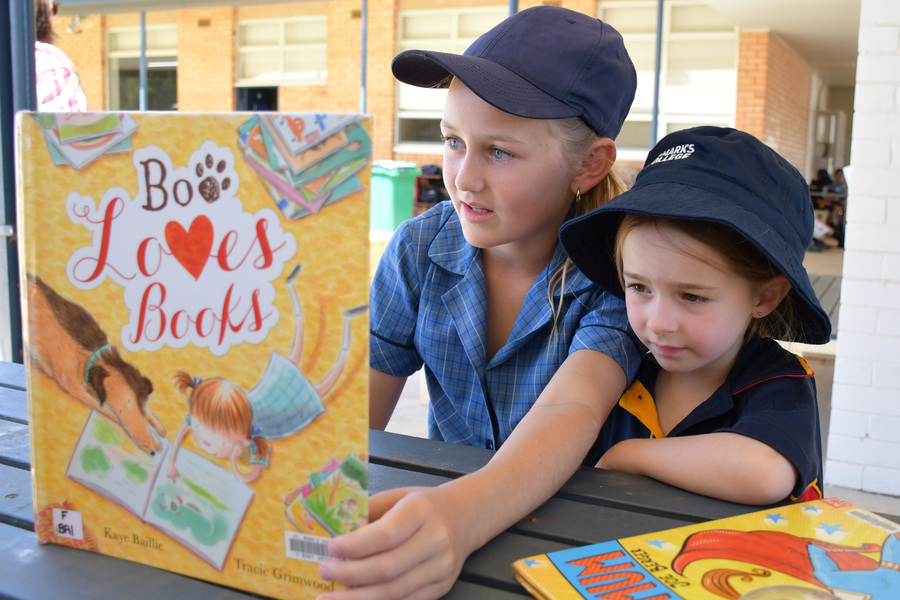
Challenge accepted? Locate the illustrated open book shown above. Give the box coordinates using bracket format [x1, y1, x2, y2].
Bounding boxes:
[285, 454, 369, 539]
[512, 498, 900, 600]
[66, 411, 253, 570]
[17, 111, 372, 600]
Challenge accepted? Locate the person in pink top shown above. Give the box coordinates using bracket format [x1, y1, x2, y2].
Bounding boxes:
[34, 0, 87, 111]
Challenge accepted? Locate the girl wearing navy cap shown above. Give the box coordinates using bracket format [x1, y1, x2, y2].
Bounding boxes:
[319, 6, 641, 599]
[560, 126, 831, 506]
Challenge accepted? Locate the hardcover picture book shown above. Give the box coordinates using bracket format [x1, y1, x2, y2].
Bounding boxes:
[16, 111, 372, 599]
[512, 498, 900, 600]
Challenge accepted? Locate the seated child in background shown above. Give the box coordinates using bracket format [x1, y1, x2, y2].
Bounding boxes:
[560, 126, 833, 505]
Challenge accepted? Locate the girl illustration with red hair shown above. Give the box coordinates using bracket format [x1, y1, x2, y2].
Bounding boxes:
[167, 265, 366, 483]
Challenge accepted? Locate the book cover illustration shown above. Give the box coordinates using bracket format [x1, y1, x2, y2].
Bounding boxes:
[16, 111, 371, 599]
[238, 113, 371, 220]
[37, 112, 137, 169]
[512, 498, 900, 600]
[285, 454, 368, 539]
[66, 411, 254, 569]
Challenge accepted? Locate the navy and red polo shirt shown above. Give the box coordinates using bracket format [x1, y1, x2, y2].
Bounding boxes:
[588, 337, 823, 502]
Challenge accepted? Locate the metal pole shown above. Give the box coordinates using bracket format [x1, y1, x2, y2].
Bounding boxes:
[509, 0, 517, 16]
[11, 0, 37, 111]
[360, 0, 366, 113]
[650, 0, 663, 146]
[0, 0, 36, 362]
[140, 11, 147, 110]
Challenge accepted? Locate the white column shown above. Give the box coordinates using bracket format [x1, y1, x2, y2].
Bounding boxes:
[825, 0, 900, 496]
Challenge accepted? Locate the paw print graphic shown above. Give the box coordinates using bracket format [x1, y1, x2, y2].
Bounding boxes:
[195, 154, 231, 203]
[188, 142, 239, 205]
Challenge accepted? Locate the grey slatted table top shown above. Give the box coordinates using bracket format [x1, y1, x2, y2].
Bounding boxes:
[2, 360, 891, 599]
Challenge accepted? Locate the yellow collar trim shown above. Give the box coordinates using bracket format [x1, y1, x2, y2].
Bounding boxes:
[619, 381, 665, 439]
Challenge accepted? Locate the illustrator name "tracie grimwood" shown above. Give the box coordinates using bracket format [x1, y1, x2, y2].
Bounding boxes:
[234, 557, 335, 591]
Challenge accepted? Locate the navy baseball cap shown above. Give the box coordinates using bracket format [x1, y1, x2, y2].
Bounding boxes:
[391, 6, 637, 140]
[559, 126, 832, 345]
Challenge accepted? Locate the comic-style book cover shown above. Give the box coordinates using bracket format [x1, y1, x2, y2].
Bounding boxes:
[512, 498, 900, 600]
[15, 111, 371, 599]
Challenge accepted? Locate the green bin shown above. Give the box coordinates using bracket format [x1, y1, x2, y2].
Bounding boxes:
[370, 160, 419, 231]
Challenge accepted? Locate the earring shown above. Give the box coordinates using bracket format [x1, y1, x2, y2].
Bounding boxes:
[757, 312, 763, 317]
[575, 189, 582, 204]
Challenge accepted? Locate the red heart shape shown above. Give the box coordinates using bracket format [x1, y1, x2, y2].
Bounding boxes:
[165, 216, 213, 280]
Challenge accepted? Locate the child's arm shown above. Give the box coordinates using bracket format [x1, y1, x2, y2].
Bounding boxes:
[369, 368, 407, 430]
[231, 444, 262, 483]
[230, 442, 262, 483]
[597, 432, 797, 505]
[167, 422, 191, 481]
[317, 349, 627, 600]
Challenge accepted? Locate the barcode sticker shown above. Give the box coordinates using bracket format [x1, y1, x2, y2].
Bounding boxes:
[847, 509, 900, 534]
[285, 531, 333, 563]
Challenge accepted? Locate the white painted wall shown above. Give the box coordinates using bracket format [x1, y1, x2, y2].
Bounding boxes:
[825, 0, 900, 496]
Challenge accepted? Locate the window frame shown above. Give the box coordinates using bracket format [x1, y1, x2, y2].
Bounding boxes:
[598, 0, 738, 161]
[107, 24, 178, 111]
[394, 6, 507, 154]
[235, 16, 328, 88]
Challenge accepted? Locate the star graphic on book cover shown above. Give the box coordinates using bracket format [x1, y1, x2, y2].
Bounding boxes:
[524, 559, 542, 567]
[818, 522, 846, 536]
[764, 512, 787, 525]
[802, 505, 823, 516]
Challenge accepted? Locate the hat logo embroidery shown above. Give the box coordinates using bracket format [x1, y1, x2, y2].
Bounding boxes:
[650, 143, 695, 165]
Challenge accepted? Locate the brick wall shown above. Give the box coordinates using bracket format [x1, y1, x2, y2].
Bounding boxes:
[365, 0, 398, 160]
[825, 0, 900, 496]
[54, 15, 106, 109]
[736, 31, 811, 172]
[326, 0, 365, 112]
[177, 7, 236, 111]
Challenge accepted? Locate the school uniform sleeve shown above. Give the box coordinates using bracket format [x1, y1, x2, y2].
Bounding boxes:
[705, 339, 824, 501]
[722, 375, 822, 500]
[568, 288, 641, 383]
[369, 213, 432, 378]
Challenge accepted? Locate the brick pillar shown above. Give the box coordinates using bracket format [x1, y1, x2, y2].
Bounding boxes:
[736, 31, 811, 170]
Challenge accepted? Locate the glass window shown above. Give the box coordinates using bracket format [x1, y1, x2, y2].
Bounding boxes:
[395, 7, 507, 148]
[601, 5, 658, 34]
[624, 38, 657, 115]
[598, 1, 737, 156]
[666, 39, 736, 116]
[616, 120, 654, 151]
[239, 50, 281, 81]
[107, 26, 178, 111]
[238, 22, 278, 47]
[670, 4, 734, 33]
[400, 14, 452, 40]
[236, 17, 327, 86]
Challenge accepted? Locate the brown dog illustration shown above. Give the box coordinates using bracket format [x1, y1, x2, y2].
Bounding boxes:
[25, 273, 166, 454]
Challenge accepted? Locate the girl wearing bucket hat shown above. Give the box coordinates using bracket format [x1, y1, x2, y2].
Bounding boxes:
[319, 6, 641, 599]
[559, 126, 830, 505]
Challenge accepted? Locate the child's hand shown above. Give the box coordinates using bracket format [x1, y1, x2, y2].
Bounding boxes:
[167, 465, 179, 482]
[317, 486, 473, 600]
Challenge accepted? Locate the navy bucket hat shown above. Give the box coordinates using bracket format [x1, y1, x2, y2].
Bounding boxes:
[391, 6, 636, 140]
[559, 126, 832, 345]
